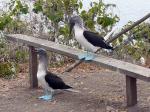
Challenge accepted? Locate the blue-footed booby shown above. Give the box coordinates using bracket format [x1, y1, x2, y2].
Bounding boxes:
[69, 16, 114, 60]
[36, 48, 72, 101]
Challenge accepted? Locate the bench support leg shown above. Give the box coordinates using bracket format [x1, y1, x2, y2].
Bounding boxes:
[126, 76, 137, 107]
[29, 46, 38, 88]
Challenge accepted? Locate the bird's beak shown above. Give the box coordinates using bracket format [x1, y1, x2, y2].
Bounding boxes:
[35, 48, 39, 53]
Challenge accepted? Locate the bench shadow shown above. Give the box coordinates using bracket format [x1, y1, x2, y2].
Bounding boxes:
[55, 91, 150, 112]
[55, 91, 125, 111]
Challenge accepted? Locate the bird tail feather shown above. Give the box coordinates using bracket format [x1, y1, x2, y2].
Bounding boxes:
[104, 27, 117, 40]
[63, 89, 80, 93]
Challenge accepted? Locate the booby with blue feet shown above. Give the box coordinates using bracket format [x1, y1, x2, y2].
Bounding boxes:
[36, 48, 73, 101]
[69, 16, 114, 60]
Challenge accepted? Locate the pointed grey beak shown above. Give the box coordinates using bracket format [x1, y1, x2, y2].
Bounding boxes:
[35, 48, 38, 53]
[35, 48, 46, 54]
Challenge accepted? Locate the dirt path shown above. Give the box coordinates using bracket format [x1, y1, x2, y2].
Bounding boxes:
[0, 63, 150, 112]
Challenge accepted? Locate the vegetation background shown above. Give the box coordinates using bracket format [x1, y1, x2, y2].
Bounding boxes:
[0, 0, 149, 78]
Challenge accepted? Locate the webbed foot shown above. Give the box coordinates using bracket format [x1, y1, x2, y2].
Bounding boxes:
[78, 53, 95, 61]
[38, 94, 53, 101]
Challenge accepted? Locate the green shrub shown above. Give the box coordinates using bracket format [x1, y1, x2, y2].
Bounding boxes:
[15, 50, 28, 63]
[0, 62, 18, 79]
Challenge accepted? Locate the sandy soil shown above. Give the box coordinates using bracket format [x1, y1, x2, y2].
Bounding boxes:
[0, 62, 150, 112]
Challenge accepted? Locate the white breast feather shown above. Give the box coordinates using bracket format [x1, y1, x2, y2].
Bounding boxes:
[74, 25, 98, 52]
[37, 65, 51, 90]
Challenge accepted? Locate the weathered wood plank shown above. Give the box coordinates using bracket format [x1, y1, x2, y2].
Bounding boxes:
[29, 46, 38, 88]
[6, 34, 150, 81]
[126, 76, 137, 106]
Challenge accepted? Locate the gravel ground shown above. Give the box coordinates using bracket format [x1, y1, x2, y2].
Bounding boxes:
[0, 63, 150, 112]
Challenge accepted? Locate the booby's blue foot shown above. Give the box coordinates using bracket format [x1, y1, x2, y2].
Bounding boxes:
[38, 94, 53, 101]
[78, 53, 87, 60]
[78, 53, 95, 61]
[38, 89, 53, 101]
[85, 54, 95, 60]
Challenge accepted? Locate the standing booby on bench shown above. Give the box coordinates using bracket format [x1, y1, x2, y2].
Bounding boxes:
[36, 48, 72, 101]
[69, 16, 114, 60]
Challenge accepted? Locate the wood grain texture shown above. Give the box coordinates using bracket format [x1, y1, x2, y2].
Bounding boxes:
[29, 46, 38, 88]
[6, 34, 150, 81]
[126, 76, 137, 107]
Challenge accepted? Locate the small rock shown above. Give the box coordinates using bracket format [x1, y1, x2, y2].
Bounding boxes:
[74, 76, 80, 79]
[83, 87, 88, 90]
[106, 106, 118, 112]
[69, 110, 74, 112]
[52, 100, 56, 104]
[80, 82, 83, 85]
[82, 75, 87, 78]
[34, 103, 38, 107]
[147, 96, 150, 101]
[74, 83, 79, 86]
[89, 90, 95, 94]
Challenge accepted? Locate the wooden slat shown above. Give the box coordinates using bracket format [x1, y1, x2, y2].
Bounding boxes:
[126, 76, 137, 106]
[29, 46, 38, 88]
[6, 34, 150, 81]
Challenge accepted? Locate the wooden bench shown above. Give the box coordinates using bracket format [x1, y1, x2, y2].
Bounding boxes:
[6, 34, 150, 107]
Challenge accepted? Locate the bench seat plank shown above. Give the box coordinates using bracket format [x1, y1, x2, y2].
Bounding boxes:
[6, 34, 150, 81]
